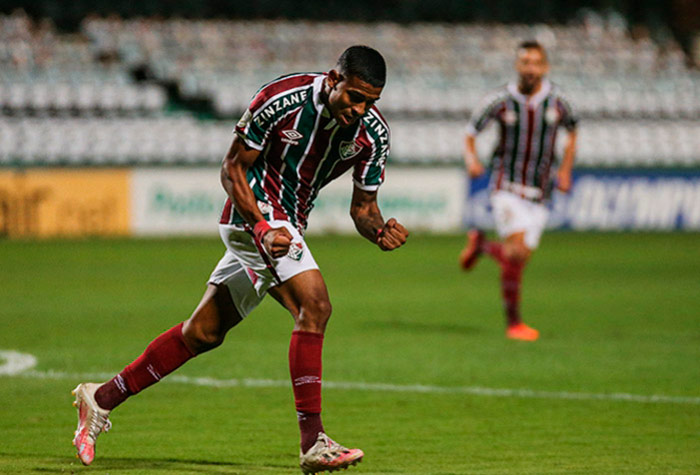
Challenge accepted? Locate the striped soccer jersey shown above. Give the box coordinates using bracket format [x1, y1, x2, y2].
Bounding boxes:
[220, 73, 390, 233]
[466, 79, 578, 201]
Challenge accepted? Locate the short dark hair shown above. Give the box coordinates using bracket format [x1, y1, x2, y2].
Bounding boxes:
[336, 45, 386, 88]
[517, 40, 548, 61]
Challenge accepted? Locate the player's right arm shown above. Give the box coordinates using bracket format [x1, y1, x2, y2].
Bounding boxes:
[221, 136, 292, 258]
[464, 134, 484, 178]
[464, 91, 501, 178]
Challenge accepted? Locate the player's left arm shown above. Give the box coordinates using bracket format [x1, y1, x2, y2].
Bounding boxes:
[556, 93, 579, 193]
[557, 129, 577, 193]
[350, 186, 408, 251]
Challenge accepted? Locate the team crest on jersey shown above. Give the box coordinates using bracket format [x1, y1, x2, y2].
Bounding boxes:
[339, 140, 363, 160]
[504, 110, 518, 125]
[545, 107, 559, 124]
[257, 201, 272, 216]
[287, 242, 304, 261]
[281, 129, 304, 145]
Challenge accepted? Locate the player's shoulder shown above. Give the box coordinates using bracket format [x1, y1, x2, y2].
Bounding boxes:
[259, 72, 319, 92]
[249, 72, 319, 112]
[361, 105, 390, 138]
[546, 82, 578, 125]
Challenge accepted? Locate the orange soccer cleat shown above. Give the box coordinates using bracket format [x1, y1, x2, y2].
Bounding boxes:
[459, 229, 485, 270]
[506, 323, 539, 341]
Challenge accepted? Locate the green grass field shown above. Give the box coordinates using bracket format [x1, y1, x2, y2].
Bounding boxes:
[0, 233, 698, 474]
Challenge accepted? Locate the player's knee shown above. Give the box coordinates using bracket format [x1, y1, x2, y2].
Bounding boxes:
[183, 321, 226, 354]
[505, 244, 530, 264]
[297, 298, 332, 333]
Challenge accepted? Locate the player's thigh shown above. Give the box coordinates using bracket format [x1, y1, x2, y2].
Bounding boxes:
[183, 284, 243, 350]
[525, 202, 549, 249]
[492, 191, 546, 251]
[504, 231, 531, 261]
[491, 191, 528, 239]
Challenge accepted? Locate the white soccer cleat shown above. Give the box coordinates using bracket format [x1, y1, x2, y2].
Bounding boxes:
[299, 432, 364, 474]
[72, 383, 112, 465]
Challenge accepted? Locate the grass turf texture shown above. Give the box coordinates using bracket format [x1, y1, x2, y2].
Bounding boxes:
[0, 233, 698, 474]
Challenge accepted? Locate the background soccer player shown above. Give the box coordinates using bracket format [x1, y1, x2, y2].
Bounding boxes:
[71, 45, 408, 473]
[459, 40, 578, 341]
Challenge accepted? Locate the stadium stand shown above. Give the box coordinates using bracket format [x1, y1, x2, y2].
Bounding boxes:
[1, 10, 698, 167]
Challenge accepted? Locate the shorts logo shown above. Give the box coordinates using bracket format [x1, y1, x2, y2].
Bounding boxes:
[246, 267, 259, 285]
[339, 140, 363, 160]
[287, 242, 304, 261]
[281, 129, 304, 145]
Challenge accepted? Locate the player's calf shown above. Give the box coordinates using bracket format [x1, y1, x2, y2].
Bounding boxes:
[459, 229, 485, 270]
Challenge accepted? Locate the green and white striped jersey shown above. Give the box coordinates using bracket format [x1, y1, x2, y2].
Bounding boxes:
[220, 73, 390, 233]
[467, 80, 578, 201]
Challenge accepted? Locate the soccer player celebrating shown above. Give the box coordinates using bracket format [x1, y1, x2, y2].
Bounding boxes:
[71, 45, 408, 473]
[459, 41, 578, 341]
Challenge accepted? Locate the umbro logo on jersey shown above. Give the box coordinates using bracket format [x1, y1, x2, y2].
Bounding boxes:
[281, 129, 304, 145]
[339, 140, 363, 160]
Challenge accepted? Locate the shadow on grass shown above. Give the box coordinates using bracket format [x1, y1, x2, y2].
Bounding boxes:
[0, 453, 294, 474]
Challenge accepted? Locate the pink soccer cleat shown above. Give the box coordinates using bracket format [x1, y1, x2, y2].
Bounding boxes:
[299, 432, 364, 474]
[72, 383, 112, 465]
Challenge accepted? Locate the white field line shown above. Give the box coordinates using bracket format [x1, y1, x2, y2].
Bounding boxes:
[0, 350, 37, 375]
[2, 350, 699, 405]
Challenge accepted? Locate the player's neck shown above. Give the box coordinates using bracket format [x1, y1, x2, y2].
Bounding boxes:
[320, 79, 331, 108]
[518, 80, 542, 97]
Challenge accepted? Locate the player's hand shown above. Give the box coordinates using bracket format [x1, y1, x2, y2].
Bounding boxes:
[556, 169, 572, 193]
[377, 218, 409, 251]
[468, 160, 485, 178]
[262, 227, 293, 258]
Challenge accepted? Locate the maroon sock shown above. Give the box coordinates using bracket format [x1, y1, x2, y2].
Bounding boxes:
[289, 330, 324, 452]
[501, 259, 525, 326]
[297, 412, 325, 453]
[94, 374, 131, 410]
[482, 240, 506, 266]
[95, 322, 195, 410]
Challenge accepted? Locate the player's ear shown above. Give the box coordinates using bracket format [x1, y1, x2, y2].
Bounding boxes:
[327, 69, 342, 90]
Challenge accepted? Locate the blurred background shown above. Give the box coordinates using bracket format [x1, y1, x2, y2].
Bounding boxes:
[1, 0, 699, 237]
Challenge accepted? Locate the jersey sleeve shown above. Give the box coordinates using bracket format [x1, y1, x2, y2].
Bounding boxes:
[466, 91, 503, 136]
[557, 93, 579, 132]
[353, 115, 390, 192]
[234, 97, 268, 151]
[234, 79, 286, 151]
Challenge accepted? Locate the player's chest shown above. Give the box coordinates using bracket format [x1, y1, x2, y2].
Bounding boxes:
[274, 117, 367, 163]
[499, 100, 561, 129]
